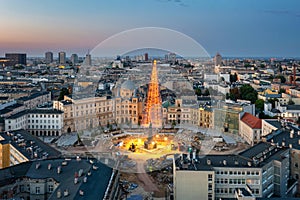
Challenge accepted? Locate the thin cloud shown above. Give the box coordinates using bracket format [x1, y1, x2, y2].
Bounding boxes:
[264, 9, 300, 18]
[156, 0, 188, 7]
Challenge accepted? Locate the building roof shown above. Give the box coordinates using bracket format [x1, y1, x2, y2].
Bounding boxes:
[267, 123, 300, 150]
[18, 91, 50, 102]
[0, 158, 114, 200]
[264, 119, 282, 129]
[241, 112, 262, 129]
[0, 130, 61, 160]
[175, 142, 288, 171]
[6, 109, 63, 119]
[286, 105, 300, 110]
[121, 80, 136, 91]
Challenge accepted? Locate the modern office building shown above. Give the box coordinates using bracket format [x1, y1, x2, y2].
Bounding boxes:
[173, 142, 294, 200]
[70, 53, 78, 65]
[5, 53, 26, 66]
[4, 109, 64, 136]
[45, 52, 53, 64]
[0, 130, 61, 169]
[58, 52, 66, 65]
[0, 158, 120, 200]
[84, 53, 92, 66]
[214, 52, 222, 66]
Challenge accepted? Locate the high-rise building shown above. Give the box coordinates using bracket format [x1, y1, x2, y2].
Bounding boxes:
[214, 52, 222, 66]
[5, 53, 26, 66]
[45, 51, 53, 64]
[58, 52, 66, 65]
[70, 53, 78, 65]
[144, 53, 149, 61]
[84, 53, 92, 66]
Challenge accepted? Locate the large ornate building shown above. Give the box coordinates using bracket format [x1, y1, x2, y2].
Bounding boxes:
[114, 80, 143, 127]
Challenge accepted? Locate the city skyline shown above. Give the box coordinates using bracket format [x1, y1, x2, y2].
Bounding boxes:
[1, 0, 300, 57]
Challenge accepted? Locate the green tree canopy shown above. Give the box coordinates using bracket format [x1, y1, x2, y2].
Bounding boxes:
[240, 84, 258, 103]
[255, 99, 265, 112]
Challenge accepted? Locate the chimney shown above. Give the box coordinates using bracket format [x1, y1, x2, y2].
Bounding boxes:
[282, 141, 285, 147]
[78, 169, 83, 177]
[223, 160, 227, 166]
[192, 150, 196, 160]
[48, 164, 52, 170]
[79, 190, 84, 196]
[64, 189, 69, 197]
[57, 190, 61, 199]
[248, 161, 252, 167]
[289, 144, 293, 148]
[207, 159, 211, 165]
[57, 166, 61, 174]
[290, 130, 294, 138]
[35, 163, 40, 169]
[298, 131, 300, 136]
[298, 139, 300, 145]
[74, 177, 78, 184]
[83, 176, 87, 183]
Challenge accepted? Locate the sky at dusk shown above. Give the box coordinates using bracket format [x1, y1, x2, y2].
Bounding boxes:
[1, 0, 300, 57]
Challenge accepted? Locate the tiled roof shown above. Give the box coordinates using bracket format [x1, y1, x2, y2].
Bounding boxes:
[241, 112, 262, 129]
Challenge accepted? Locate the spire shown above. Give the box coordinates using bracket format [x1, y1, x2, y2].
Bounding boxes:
[142, 60, 162, 128]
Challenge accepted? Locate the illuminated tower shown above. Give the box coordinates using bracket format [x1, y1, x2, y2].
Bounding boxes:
[142, 60, 162, 128]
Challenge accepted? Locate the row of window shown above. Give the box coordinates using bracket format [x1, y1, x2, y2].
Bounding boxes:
[28, 114, 59, 118]
[216, 170, 260, 176]
[28, 125, 59, 129]
[29, 120, 59, 124]
[215, 188, 260, 194]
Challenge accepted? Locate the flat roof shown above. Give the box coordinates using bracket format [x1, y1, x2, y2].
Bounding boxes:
[0, 130, 61, 160]
[0, 158, 114, 200]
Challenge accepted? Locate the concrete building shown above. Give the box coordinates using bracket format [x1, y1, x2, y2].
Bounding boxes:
[214, 52, 222, 66]
[0, 130, 60, 169]
[0, 158, 120, 200]
[5, 53, 26, 66]
[265, 123, 300, 195]
[70, 53, 78, 65]
[84, 53, 92, 66]
[17, 91, 51, 110]
[239, 112, 262, 145]
[173, 142, 293, 200]
[261, 119, 281, 137]
[58, 52, 66, 65]
[4, 109, 64, 136]
[45, 52, 53, 64]
[114, 80, 142, 126]
[214, 102, 255, 134]
[54, 95, 114, 133]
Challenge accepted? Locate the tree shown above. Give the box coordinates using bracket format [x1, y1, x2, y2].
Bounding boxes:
[203, 88, 210, 96]
[228, 87, 240, 101]
[267, 98, 278, 108]
[288, 99, 295, 105]
[58, 87, 70, 100]
[230, 73, 238, 83]
[275, 75, 286, 83]
[255, 99, 265, 112]
[240, 84, 258, 103]
[195, 88, 201, 96]
[279, 88, 285, 94]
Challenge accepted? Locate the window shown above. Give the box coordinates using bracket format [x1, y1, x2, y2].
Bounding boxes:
[208, 174, 213, 181]
[208, 183, 212, 191]
[48, 185, 54, 192]
[36, 187, 40, 194]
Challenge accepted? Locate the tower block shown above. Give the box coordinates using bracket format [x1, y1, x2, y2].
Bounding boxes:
[142, 60, 162, 128]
